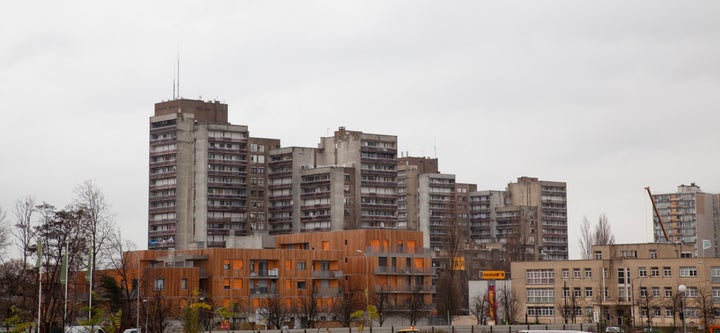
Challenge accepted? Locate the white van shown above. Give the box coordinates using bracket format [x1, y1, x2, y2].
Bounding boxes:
[65, 326, 106, 333]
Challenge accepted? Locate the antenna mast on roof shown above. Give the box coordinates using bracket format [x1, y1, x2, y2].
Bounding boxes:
[176, 48, 180, 99]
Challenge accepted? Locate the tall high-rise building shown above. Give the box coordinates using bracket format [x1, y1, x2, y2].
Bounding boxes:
[467, 177, 568, 261]
[247, 137, 281, 233]
[397, 156, 439, 231]
[149, 99, 250, 250]
[506, 177, 568, 260]
[267, 147, 317, 234]
[419, 173, 457, 249]
[652, 183, 720, 257]
[316, 127, 398, 229]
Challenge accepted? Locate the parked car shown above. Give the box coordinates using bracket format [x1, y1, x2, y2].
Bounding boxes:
[65, 326, 106, 333]
[605, 327, 622, 333]
[122, 329, 139, 333]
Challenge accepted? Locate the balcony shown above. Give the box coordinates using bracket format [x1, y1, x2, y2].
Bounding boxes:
[249, 287, 279, 297]
[249, 269, 280, 279]
[375, 285, 435, 293]
[312, 270, 344, 279]
[375, 267, 433, 275]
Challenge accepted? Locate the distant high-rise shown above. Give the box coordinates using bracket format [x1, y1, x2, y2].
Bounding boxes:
[317, 127, 398, 229]
[652, 183, 720, 257]
[468, 177, 568, 260]
[148, 99, 281, 250]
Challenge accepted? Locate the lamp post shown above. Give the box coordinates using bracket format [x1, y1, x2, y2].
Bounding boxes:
[143, 299, 148, 333]
[356, 249, 369, 327]
[563, 281, 568, 324]
[678, 285, 687, 333]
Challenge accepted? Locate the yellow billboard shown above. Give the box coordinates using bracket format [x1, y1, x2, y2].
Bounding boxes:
[481, 270, 506, 280]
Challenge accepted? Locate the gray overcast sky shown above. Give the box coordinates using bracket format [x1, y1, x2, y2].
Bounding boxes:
[1, 1, 719, 259]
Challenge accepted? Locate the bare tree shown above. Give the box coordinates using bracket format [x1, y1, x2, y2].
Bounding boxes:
[0, 206, 10, 261]
[373, 288, 391, 327]
[578, 214, 616, 259]
[594, 214, 615, 246]
[261, 293, 293, 329]
[497, 285, 519, 324]
[470, 293, 489, 325]
[579, 217, 593, 259]
[12, 196, 35, 268]
[405, 286, 428, 326]
[330, 284, 363, 328]
[74, 180, 116, 270]
[105, 231, 138, 331]
[695, 286, 716, 330]
[298, 286, 321, 328]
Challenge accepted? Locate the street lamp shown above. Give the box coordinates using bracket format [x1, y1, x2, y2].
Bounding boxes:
[143, 299, 149, 333]
[678, 285, 687, 333]
[563, 281, 568, 324]
[356, 249, 369, 327]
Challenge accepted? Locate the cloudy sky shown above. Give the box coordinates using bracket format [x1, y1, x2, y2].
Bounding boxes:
[1, 1, 718, 259]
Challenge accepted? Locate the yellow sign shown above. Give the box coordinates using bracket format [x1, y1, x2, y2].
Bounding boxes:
[482, 271, 506, 280]
[452, 257, 465, 271]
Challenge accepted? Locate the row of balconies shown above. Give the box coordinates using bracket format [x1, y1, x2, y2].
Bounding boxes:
[375, 285, 435, 294]
[374, 266, 433, 275]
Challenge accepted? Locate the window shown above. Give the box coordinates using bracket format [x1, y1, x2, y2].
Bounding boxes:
[573, 268, 580, 279]
[712, 288, 720, 304]
[180, 278, 187, 290]
[640, 287, 647, 297]
[584, 268, 592, 279]
[664, 267, 672, 277]
[527, 306, 555, 316]
[604, 287, 609, 298]
[665, 308, 673, 317]
[297, 261, 307, 271]
[527, 288, 554, 303]
[651, 267, 659, 277]
[233, 259, 243, 270]
[639, 267, 647, 277]
[155, 278, 164, 290]
[680, 266, 698, 277]
[224, 278, 230, 290]
[562, 269, 569, 279]
[687, 287, 698, 297]
[649, 250, 657, 259]
[526, 269, 555, 284]
[665, 287, 673, 298]
[585, 287, 593, 298]
[653, 307, 661, 316]
[563, 288, 570, 298]
[652, 287, 660, 297]
[297, 281, 307, 290]
[223, 259, 231, 270]
[574, 288, 582, 298]
[594, 251, 602, 260]
[712, 267, 720, 283]
[621, 250, 637, 258]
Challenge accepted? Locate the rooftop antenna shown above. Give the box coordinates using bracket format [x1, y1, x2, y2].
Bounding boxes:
[433, 137, 437, 158]
[176, 47, 180, 99]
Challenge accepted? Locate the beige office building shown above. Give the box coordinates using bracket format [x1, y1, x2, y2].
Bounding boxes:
[511, 243, 720, 328]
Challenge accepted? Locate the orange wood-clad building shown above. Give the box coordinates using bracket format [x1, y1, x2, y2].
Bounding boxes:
[126, 229, 434, 323]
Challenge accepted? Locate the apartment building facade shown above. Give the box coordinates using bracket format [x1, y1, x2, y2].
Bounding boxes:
[651, 183, 720, 257]
[510, 243, 720, 328]
[316, 127, 398, 229]
[129, 230, 434, 328]
[247, 138, 281, 233]
[149, 99, 250, 250]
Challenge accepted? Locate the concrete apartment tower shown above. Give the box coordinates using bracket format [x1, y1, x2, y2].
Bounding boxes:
[316, 127, 398, 229]
[247, 137, 281, 233]
[149, 99, 250, 250]
[267, 147, 317, 234]
[652, 183, 720, 257]
[506, 177, 568, 260]
[466, 177, 568, 261]
[397, 156, 439, 231]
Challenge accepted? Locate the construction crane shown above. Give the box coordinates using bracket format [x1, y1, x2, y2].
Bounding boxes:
[645, 187, 670, 242]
